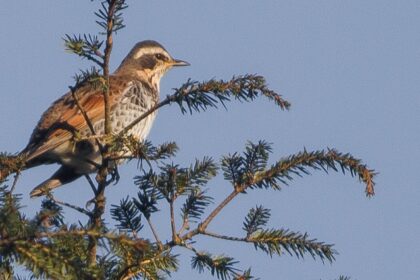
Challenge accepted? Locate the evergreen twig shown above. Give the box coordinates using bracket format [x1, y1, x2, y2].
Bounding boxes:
[119, 75, 290, 136]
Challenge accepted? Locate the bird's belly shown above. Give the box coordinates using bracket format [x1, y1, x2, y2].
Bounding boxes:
[89, 104, 157, 140]
[53, 97, 157, 174]
[57, 111, 156, 174]
[60, 154, 101, 174]
[125, 112, 156, 140]
[46, 139, 102, 175]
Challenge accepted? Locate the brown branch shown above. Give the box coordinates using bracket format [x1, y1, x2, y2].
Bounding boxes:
[170, 200, 179, 244]
[48, 194, 91, 217]
[145, 216, 163, 249]
[87, 0, 119, 268]
[70, 88, 97, 137]
[179, 189, 241, 243]
[178, 217, 189, 236]
[102, 0, 116, 134]
[82, 53, 104, 68]
[201, 231, 246, 242]
[198, 189, 240, 233]
[118, 252, 173, 280]
[69, 86, 108, 161]
[88, 169, 108, 267]
[10, 171, 20, 193]
[85, 174, 98, 195]
[118, 96, 173, 137]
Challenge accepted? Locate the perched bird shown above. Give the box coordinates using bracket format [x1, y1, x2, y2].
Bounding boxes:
[1, 40, 189, 197]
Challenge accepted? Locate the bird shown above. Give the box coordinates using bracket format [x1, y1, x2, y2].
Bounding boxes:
[0, 40, 189, 197]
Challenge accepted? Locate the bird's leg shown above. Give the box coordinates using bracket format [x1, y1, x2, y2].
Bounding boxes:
[84, 174, 98, 195]
[107, 160, 120, 185]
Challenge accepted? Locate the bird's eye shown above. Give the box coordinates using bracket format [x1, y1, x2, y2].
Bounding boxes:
[155, 53, 166, 61]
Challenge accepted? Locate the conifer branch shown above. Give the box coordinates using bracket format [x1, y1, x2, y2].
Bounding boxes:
[0, 153, 26, 183]
[119, 75, 289, 137]
[107, 138, 178, 163]
[10, 171, 21, 193]
[200, 231, 247, 242]
[64, 34, 105, 67]
[191, 252, 240, 280]
[170, 201, 178, 244]
[15, 243, 72, 279]
[0, 0, 379, 277]
[254, 148, 376, 196]
[180, 184, 244, 242]
[85, 174, 98, 195]
[87, 0, 128, 267]
[174, 75, 291, 113]
[69, 85, 97, 138]
[199, 229, 336, 263]
[117, 251, 178, 280]
[181, 189, 213, 224]
[61, 2, 130, 267]
[144, 216, 163, 249]
[48, 195, 91, 217]
[248, 229, 336, 262]
[102, 2, 115, 134]
[197, 189, 239, 235]
[0, 229, 148, 249]
[68, 78, 107, 162]
[243, 205, 271, 238]
[233, 268, 256, 280]
[111, 196, 143, 238]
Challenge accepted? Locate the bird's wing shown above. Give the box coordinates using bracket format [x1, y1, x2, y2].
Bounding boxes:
[24, 76, 133, 162]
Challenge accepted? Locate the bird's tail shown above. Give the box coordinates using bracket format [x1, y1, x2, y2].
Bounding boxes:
[30, 166, 81, 197]
[0, 152, 27, 183]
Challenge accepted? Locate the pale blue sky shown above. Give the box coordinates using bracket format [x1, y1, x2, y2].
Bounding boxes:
[0, 1, 419, 279]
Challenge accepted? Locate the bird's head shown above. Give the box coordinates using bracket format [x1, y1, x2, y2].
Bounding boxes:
[115, 40, 189, 89]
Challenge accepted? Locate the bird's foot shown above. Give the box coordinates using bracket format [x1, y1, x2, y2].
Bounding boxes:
[107, 164, 120, 185]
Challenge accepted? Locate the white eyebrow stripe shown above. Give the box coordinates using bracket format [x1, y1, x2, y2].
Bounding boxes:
[133, 47, 169, 59]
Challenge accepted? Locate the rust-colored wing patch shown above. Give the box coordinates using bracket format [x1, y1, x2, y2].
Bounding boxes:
[24, 76, 132, 162]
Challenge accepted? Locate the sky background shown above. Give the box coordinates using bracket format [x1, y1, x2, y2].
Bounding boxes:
[0, 1, 419, 279]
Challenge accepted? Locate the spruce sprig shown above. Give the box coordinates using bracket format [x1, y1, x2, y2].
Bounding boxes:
[242, 206, 271, 238]
[173, 75, 291, 114]
[191, 252, 240, 280]
[111, 197, 143, 236]
[248, 228, 336, 262]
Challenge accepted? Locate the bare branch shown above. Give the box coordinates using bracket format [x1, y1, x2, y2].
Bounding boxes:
[145, 216, 163, 249]
[10, 171, 21, 193]
[48, 194, 91, 217]
[69, 87, 97, 137]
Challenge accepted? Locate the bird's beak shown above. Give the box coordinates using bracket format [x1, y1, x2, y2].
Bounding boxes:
[171, 58, 190, 67]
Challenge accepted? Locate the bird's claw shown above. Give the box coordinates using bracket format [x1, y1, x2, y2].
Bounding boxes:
[107, 164, 120, 185]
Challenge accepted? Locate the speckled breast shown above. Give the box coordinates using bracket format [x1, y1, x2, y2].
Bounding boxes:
[92, 80, 158, 140]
